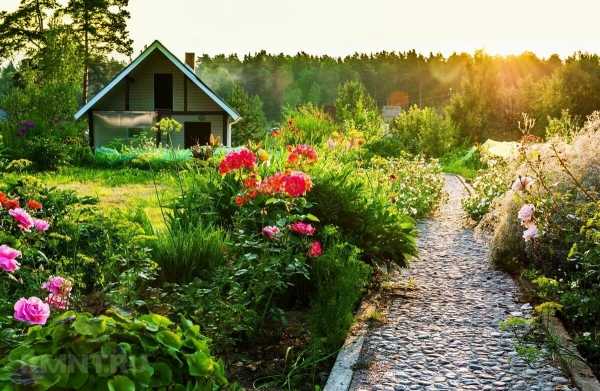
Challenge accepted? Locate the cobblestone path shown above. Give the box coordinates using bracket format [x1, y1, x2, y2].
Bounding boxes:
[349, 175, 577, 391]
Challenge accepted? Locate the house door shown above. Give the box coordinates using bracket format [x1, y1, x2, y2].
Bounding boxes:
[154, 74, 173, 110]
[184, 122, 211, 148]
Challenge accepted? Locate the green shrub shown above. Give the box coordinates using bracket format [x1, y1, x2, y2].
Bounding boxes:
[335, 80, 383, 136]
[278, 104, 337, 145]
[0, 311, 232, 389]
[309, 240, 371, 352]
[440, 146, 485, 180]
[372, 105, 457, 158]
[308, 162, 417, 266]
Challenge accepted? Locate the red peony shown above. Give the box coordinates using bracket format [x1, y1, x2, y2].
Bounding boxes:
[282, 171, 313, 197]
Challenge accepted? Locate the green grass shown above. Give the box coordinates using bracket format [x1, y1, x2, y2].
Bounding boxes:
[440, 146, 485, 180]
[1, 166, 181, 230]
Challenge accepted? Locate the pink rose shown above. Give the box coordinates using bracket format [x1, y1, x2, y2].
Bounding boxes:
[523, 223, 538, 241]
[308, 241, 323, 257]
[517, 204, 535, 224]
[14, 297, 50, 325]
[262, 226, 280, 240]
[511, 176, 535, 192]
[0, 244, 21, 273]
[33, 218, 50, 232]
[9, 208, 34, 231]
[42, 276, 71, 295]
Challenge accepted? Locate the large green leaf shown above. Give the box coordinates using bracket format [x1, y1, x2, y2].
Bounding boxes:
[137, 314, 172, 332]
[185, 351, 214, 377]
[107, 375, 135, 391]
[128, 356, 154, 385]
[73, 316, 108, 337]
[150, 362, 173, 387]
[155, 331, 182, 351]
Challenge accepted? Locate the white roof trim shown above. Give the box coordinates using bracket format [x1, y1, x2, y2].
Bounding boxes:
[74, 40, 240, 121]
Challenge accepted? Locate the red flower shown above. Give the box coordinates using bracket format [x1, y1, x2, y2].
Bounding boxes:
[283, 171, 313, 197]
[243, 175, 259, 189]
[289, 222, 316, 236]
[308, 241, 323, 257]
[235, 195, 247, 207]
[219, 148, 257, 175]
[26, 199, 43, 210]
[287, 144, 318, 165]
[0, 193, 19, 210]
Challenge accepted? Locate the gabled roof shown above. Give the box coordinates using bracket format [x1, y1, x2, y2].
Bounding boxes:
[74, 40, 240, 121]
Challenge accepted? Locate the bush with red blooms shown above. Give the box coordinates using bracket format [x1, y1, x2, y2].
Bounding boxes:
[218, 147, 257, 175]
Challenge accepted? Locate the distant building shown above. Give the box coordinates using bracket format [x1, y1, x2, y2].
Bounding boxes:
[0, 109, 7, 121]
[382, 105, 403, 123]
[74, 40, 241, 149]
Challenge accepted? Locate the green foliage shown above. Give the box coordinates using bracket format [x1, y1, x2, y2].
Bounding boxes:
[279, 104, 337, 145]
[309, 240, 371, 352]
[545, 109, 580, 142]
[462, 161, 511, 221]
[0, 29, 87, 170]
[93, 146, 193, 169]
[335, 80, 383, 135]
[372, 106, 457, 157]
[227, 83, 268, 145]
[308, 161, 417, 266]
[0, 311, 232, 389]
[440, 146, 485, 179]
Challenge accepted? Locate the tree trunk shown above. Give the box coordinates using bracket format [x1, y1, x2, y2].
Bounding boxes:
[82, 4, 89, 103]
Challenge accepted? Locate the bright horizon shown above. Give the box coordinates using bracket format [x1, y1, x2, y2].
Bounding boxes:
[3, 0, 600, 59]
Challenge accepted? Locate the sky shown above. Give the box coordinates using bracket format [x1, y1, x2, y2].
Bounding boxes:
[3, 0, 600, 59]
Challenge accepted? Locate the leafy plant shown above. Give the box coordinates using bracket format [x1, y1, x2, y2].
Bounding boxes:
[0, 311, 233, 390]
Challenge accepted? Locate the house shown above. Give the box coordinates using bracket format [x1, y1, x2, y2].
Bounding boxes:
[74, 40, 241, 149]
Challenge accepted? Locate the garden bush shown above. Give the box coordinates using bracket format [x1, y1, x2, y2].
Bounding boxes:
[478, 111, 600, 374]
[309, 239, 371, 352]
[368, 105, 457, 158]
[462, 160, 512, 221]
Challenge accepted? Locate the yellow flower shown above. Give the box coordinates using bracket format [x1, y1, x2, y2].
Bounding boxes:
[258, 149, 270, 162]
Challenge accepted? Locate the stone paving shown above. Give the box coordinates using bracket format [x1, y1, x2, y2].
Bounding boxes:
[349, 175, 577, 391]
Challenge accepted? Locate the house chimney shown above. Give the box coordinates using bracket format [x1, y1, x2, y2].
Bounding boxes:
[185, 52, 195, 70]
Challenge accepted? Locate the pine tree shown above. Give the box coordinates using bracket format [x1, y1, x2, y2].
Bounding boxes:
[64, 0, 132, 102]
[0, 0, 59, 59]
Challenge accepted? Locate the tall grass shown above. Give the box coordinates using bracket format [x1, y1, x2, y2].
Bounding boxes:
[152, 223, 228, 282]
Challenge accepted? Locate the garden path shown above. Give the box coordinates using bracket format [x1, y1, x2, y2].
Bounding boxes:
[349, 175, 577, 391]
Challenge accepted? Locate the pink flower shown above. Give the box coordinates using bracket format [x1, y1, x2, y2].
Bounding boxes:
[289, 222, 316, 236]
[0, 245, 21, 273]
[14, 297, 50, 325]
[8, 208, 34, 231]
[282, 171, 313, 197]
[308, 241, 323, 257]
[511, 176, 535, 192]
[517, 204, 535, 224]
[523, 223, 538, 241]
[262, 226, 280, 240]
[33, 218, 50, 232]
[42, 276, 71, 295]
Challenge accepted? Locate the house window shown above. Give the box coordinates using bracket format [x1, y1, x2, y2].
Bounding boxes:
[154, 73, 173, 110]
